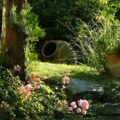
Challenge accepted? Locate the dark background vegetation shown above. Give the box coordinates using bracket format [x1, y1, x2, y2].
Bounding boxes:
[0, 0, 120, 40]
[0, 0, 120, 120]
[28, 0, 101, 40]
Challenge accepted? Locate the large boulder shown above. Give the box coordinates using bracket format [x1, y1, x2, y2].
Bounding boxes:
[66, 78, 104, 94]
[66, 78, 104, 101]
[96, 103, 120, 115]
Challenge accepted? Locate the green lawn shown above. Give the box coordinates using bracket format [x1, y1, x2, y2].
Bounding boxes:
[28, 60, 119, 86]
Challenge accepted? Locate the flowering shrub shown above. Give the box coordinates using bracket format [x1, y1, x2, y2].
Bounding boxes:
[57, 100, 68, 112]
[0, 68, 58, 119]
[58, 99, 90, 116]
[17, 74, 41, 100]
[63, 76, 70, 85]
[15, 74, 60, 119]
[0, 67, 91, 119]
[58, 76, 90, 116]
[68, 99, 90, 115]
[17, 84, 32, 100]
[27, 74, 41, 87]
[0, 66, 20, 102]
[14, 64, 21, 72]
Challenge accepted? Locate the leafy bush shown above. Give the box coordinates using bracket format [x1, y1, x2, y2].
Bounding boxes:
[0, 70, 59, 119]
[16, 83, 58, 119]
[72, 11, 120, 73]
[0, 68, 91, 119]
[0, 66, 19, 102]
[28, 0, 101, 40]
[10, 1, 45, 51]
[0, 66, 21, 119]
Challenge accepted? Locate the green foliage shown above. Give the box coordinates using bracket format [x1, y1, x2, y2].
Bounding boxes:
[96, 12, 120, 52]
[0, 66, 22, 119]
[0, 66, 19, 102]
[100, 0, 120, 13]
[0, 63, 119, 119]
[28, 0, 101, 40]
[74, 22, 106, 72]
[0, 49, 7, 66]
[10, 2, 45, 51]
[17, 83, 58, 119]
[0, 68, 59, 119]
[74, 9, 120, 72]
[0, 0, 2, 33]
[26, 49, 38, 61]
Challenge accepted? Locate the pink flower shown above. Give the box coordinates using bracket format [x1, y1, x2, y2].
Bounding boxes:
[81, 109, 87, 115]
[14, 64, 21, 72]
[78, 99, 89, 110]
[23, 92, 31, 101]
[70, 101, 77, 109]
[63, 76, 70, 85]
[59, 100, 68, 107]
[70, 101, 76, 106]
[68, 107, 73, 111]
[62, 100, 68, 105]
[25, 84, 33, 91]
[76, 108, 81, 113]
[17, 85, 26, 94]
[27, 74, 41, 86]
[62, 85, 66, 89]
[72, 104, 77, 109]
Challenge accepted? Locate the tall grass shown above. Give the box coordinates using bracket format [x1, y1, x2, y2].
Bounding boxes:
[70, 13, 120, 73]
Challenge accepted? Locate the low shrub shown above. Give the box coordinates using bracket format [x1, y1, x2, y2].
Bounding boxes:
[0, 70, 59, 119]
[0, 66, 90, 119]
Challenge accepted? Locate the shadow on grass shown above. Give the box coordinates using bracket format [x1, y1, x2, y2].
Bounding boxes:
[43, 70, 118, 87]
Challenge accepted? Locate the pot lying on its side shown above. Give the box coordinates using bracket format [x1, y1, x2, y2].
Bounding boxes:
[40, 40, 77, 64]
[106, 52, 120, 77]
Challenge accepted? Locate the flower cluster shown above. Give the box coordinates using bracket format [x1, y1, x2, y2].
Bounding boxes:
[58, 100, 68, 111]
[27, 74, 41, 87]
[61, 76, 90, 115]
[17, 84, 33, 100]
[62, 76, 70, 85]
[0, 101, 10, 108]
[68, 99, 90, 115]
[17, 74, 41, 100]
[14, 64, 21, 72]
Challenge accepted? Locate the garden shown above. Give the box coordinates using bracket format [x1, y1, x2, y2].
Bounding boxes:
[0, 0, 120, 120]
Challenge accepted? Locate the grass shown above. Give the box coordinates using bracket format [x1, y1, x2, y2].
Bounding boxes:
[28, 60, 98, 78]
[28, 60, 119, 86]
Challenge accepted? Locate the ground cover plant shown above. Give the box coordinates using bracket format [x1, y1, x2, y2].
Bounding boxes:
[0, 0, 120, 120]
[0, 65, 93, 120]
[0, 58, 120, 120]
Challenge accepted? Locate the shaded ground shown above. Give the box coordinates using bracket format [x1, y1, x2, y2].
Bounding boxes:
[28, 61, 119, 86]
[28, 61, 120, 120]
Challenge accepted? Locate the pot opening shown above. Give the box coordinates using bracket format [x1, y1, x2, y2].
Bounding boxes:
[42, 42, 57, 57]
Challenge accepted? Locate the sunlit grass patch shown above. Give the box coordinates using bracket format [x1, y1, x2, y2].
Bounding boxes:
[28, 61, 98, 79]
[28, 60, 120, 87]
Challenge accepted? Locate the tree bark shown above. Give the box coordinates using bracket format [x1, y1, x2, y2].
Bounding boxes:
[1, 0, 27, 80]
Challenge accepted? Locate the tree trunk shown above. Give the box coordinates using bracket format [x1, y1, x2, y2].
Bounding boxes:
[1, 0, 27, 80]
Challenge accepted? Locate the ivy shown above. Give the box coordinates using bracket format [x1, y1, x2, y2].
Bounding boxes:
[10, 2, 45, 51]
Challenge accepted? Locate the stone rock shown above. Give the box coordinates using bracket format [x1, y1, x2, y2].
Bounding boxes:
[65, 78, 104, 101]
[95, 116, 120, 120]
[96, 103, 120, 115]
[66, 78, 104, 95]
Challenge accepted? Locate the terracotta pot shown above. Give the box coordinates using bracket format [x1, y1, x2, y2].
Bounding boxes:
[106, 52, 120, 77]
[40, 40, 77, 64]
